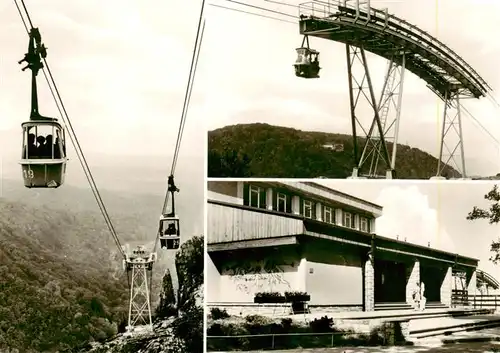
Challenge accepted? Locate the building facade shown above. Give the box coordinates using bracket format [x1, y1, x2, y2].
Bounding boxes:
[207, 181, 479, 314]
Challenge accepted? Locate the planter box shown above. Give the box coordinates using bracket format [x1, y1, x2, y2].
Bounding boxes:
[285, 294, 311, 302]
[254, 296, 286, 304]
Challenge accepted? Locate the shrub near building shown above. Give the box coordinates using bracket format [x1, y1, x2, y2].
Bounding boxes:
[206, 309, 409, 351]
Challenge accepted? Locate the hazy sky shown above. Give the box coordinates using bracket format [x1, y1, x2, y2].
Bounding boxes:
[317, 180, 500, 280]
[205, 0, 500, 176]
[0, 0, 206, 167]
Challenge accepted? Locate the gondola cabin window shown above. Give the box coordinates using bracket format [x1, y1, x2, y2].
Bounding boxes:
[295, 48, 310, 65]
[22, 122, 65, 160]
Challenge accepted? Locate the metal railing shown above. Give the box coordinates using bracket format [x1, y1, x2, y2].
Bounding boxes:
[452, 291, 500, 310]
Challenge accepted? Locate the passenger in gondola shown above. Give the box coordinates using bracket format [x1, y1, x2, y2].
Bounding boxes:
[26, 133, 37, 158]
[44, 134, 54, 158]
[53, 137, 61, 159]
[165, 223, 177, 235]
[36, 135, 46, 158]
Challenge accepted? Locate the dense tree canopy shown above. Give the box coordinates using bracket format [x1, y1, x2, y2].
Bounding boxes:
[208, 123, 460, 178]
[467, 184, 500, 263]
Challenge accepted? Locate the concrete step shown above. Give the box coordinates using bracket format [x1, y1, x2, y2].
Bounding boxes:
[333, 308, 492, 322]
[375, 303, 413, 311]
[410, 316, 500, 339]
[375, 303, 447, 311]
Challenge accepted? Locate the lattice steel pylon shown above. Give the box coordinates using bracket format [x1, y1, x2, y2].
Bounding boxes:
[297, 0, 490, 179]
[123, 245, 157, 332]
[351, 49, 406, 179]
[436, 90, 466, 179]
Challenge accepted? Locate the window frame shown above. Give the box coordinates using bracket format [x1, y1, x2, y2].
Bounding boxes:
[249, 185, 261, 208]
[323, 206, 333, 224]
[343, 211, 354, 228]
[303, 199, 313, 219]
[277, 192, 287, 213]
[360, 216, 369, 232]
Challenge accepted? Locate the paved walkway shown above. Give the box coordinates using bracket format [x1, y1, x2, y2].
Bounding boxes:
[222, 341, 500, 352]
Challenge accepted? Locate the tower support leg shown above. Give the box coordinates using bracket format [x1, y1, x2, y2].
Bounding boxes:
[345, 44, 393, 179]
[127, 263, 153, 331]
[436, 91, 466, 179]
[360, 52, 406, 179]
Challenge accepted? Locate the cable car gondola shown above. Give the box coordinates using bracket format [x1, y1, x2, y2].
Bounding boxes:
[19, 28, 67, 188]
[294, 35, 321, 79]
[159, 214, 180, 250]
[158, 175, 181, 250]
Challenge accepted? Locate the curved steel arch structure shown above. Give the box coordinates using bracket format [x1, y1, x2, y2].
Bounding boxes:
[477, 269, 500, 291]
[298, 0, 491, 178]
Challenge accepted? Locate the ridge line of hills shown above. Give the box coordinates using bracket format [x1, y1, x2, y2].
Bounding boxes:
[208, 123, 499, 179]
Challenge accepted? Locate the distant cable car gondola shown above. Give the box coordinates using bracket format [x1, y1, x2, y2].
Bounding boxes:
[294, 35, 321, 79]
[19, 28, 67, 188]
[158, 175, 180, 250]
[294, 47, 320, 79]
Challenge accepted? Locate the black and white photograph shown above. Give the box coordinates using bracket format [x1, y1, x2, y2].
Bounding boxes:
[0, 1, 205, 352]
[206, 0, 500, 180]
[206, 179, 500, 352]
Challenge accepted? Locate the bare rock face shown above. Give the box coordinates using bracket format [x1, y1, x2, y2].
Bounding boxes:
[83, 319, 186, 353]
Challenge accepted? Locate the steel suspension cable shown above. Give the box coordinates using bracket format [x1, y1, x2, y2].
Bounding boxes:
[160, 0, 206, 216]
[14, 0, 125, 258]
[209, 3, 296, 23]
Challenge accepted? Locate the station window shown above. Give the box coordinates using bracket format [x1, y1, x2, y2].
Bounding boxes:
[324, 206, 334, 224]
[277, 192, 287, 213]
[343, 211, 355, 229]
[246, 184, 266, 209]
[360, 217, 370, 232]
[303, 200, 313, 219]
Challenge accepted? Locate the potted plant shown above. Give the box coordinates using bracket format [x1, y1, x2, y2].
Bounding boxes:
[254, 291, 286, 303]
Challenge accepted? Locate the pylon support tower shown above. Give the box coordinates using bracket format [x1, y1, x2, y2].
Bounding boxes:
[347, 44, 406, 179]
[123, 245, 157, 332]
[436, 90, 467, 179]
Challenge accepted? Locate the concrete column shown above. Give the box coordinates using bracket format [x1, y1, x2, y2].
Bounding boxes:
[440, 266, 452, 306]
[315, 203, 322, 221]
[364, 255, 375, 311]
[237, 182, 244, 204]
[292, 196, 300, 215]
[335, 208, 343, 225]
[296, 258, 307, 292]
[467, 270, 477, 296]
[266, 188, 273, 211]
[354, 214, 360, 230]
[405, 259, 420, 305]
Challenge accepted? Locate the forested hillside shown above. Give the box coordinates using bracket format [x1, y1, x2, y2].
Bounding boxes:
[0, 199, 128, 352]
[0, 178, 202, 352]
[207, 123, 459, 179]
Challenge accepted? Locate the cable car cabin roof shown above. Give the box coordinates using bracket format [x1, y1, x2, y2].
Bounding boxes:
[22, 120, 63, 128]
[296, 47, 319, 54]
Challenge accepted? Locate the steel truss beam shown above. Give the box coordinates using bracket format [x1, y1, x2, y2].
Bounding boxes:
[127, 263, 153, 331]
[346, 44, 405, 179]
[436, 90, 466, 179]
